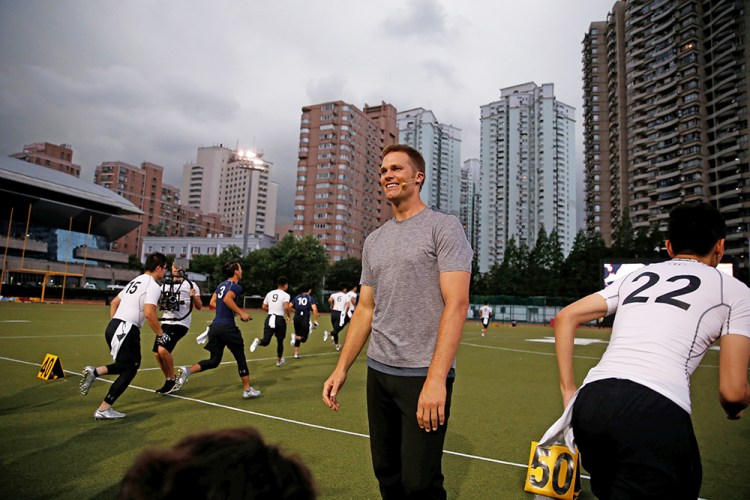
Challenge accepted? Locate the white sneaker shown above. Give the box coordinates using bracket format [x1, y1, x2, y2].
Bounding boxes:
[293, 353, 301, 359]
[94, 407, 126, 419]
[276, 358, 286, 367]
[175, 366, 191, 389]
[323, 330, 329, 342]
[250, 338, 261, 353]
[336, 344, 342, 351]
[242, 387, 261, 399]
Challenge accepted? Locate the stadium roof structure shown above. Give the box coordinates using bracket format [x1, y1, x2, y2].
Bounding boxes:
[0, 155, 143, 240]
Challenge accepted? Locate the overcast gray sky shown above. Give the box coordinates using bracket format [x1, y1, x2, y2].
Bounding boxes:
[0, 0, 612, 225]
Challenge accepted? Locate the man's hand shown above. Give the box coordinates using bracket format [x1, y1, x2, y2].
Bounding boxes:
[323, 369, 347, 411]
[156, 332, 171, 346]
[239, 311, 251, 322]
[416, 377, 447, 432]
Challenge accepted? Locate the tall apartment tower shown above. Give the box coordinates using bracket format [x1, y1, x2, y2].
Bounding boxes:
[478, 82, 576, 273]
[11, 142, 81, 178]
[461, 158, 481, 252]
[293, 101, 398, 262]
[181, 145, 278, 240]
[95, 161, 231, 256]
[583, 0, 750, 273]
[397, 108, 462, 217]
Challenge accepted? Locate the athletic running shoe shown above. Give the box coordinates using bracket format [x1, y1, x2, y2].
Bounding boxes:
[94, 407, 126, 419]
[80, 366, 97, 395]
[323, 330, 329, 342]
[289, 336, 295, 346]
[250, 338, 261, 352]
[160, 380, 177, 394]
[276, 358, 286, 367]
[175, 366, 191, 389]
[242, 387, 261, 399]
[336, 344, 342, 351]
[293, 353, 301, 359]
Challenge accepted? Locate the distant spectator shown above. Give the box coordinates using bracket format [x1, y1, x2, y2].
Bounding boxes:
[119, 427, 317, 499]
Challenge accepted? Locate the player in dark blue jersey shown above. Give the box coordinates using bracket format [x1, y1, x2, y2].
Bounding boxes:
[174, 262, 261, 399]
[291, 285, 319, 359]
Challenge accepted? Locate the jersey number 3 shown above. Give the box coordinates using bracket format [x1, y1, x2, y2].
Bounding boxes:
[622, 272, 701, 311]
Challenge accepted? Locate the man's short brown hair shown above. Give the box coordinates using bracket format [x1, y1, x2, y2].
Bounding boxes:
[382, 144, 425, 175]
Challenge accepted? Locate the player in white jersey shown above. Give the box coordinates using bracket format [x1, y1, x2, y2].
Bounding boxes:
[152, 264, 202, 394]
[344, 285, 358, 323]
[250, 277, 292, 367]
[554, 202, 750, 498]
[479, 303, 493, 336]
[79, 253, 168, 420]
[324, 286, 349, 351]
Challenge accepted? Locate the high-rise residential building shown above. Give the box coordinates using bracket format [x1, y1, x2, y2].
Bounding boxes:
[181, 145, 278, 240]
[397, 108, 462, 217]
[583, 0, 750, 274]
[293, 100, 398, 262]
[477, 82, 576, 273]
[95, 161, 231, 255]
[461, 158, 481, 253]
[11, 142, 81, 178]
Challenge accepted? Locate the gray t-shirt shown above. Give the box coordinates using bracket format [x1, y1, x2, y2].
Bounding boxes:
[360, 207, 473, 370]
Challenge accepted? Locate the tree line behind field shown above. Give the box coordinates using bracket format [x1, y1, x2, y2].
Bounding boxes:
[184, 215, 670, 308]
[187, 234, 361, 312]
[472, 215, 666, 300]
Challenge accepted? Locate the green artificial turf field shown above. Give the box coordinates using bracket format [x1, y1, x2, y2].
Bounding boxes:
[0, 302, 747, 499]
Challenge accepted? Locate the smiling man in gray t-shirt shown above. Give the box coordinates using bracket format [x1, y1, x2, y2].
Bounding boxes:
[323, 144, 472, 498]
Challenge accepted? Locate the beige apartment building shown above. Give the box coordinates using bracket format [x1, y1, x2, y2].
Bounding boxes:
[583, 0, 750, 275]
[293, 101, 398, 262]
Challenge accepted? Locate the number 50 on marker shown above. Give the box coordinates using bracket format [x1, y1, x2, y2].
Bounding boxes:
[524, 441, 580, 499]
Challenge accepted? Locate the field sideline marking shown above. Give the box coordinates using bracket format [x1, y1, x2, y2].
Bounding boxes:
[0, 354, 579, 477]
[460, 341, 724, 369]
[461, 341, 602, 360]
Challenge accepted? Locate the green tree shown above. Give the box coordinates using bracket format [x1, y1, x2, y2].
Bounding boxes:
[126, 255, 143, 271]
[634, 223, 664, 258]
[544, 229, 565, 295]
[244, 234, 329, 297]
[611, 212, 635, 257]
[327, 257, 362, 291]
[560, 230, 609, 297]
[494, 237, 529, 295]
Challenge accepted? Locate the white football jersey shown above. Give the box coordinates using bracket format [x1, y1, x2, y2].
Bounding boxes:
[586, 259, 750, 414]
[113, 273, 162, 328]
[264, 289, 291, 316]
[479, 305, 492, 319]
[161, 279, 200, 328]
[330, 292, 349, 312]
[346, 290, 357, 308]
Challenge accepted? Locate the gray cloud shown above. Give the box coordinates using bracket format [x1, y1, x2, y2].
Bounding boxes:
[381, 0, 453, 41]
[0, 0, 613, 227]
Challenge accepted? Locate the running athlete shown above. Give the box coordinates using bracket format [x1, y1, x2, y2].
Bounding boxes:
[479, 302, 493, 336]
[290, 285, 319, 359]
[174, 262, 261, 400]
[250, 277, 292, 367]
[324, 286, 349, 351]
[554, 202, 750, 498]
[79, 252, 168, 419]
[153, 263, 202, 394]
[344, 285, 358, 325]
